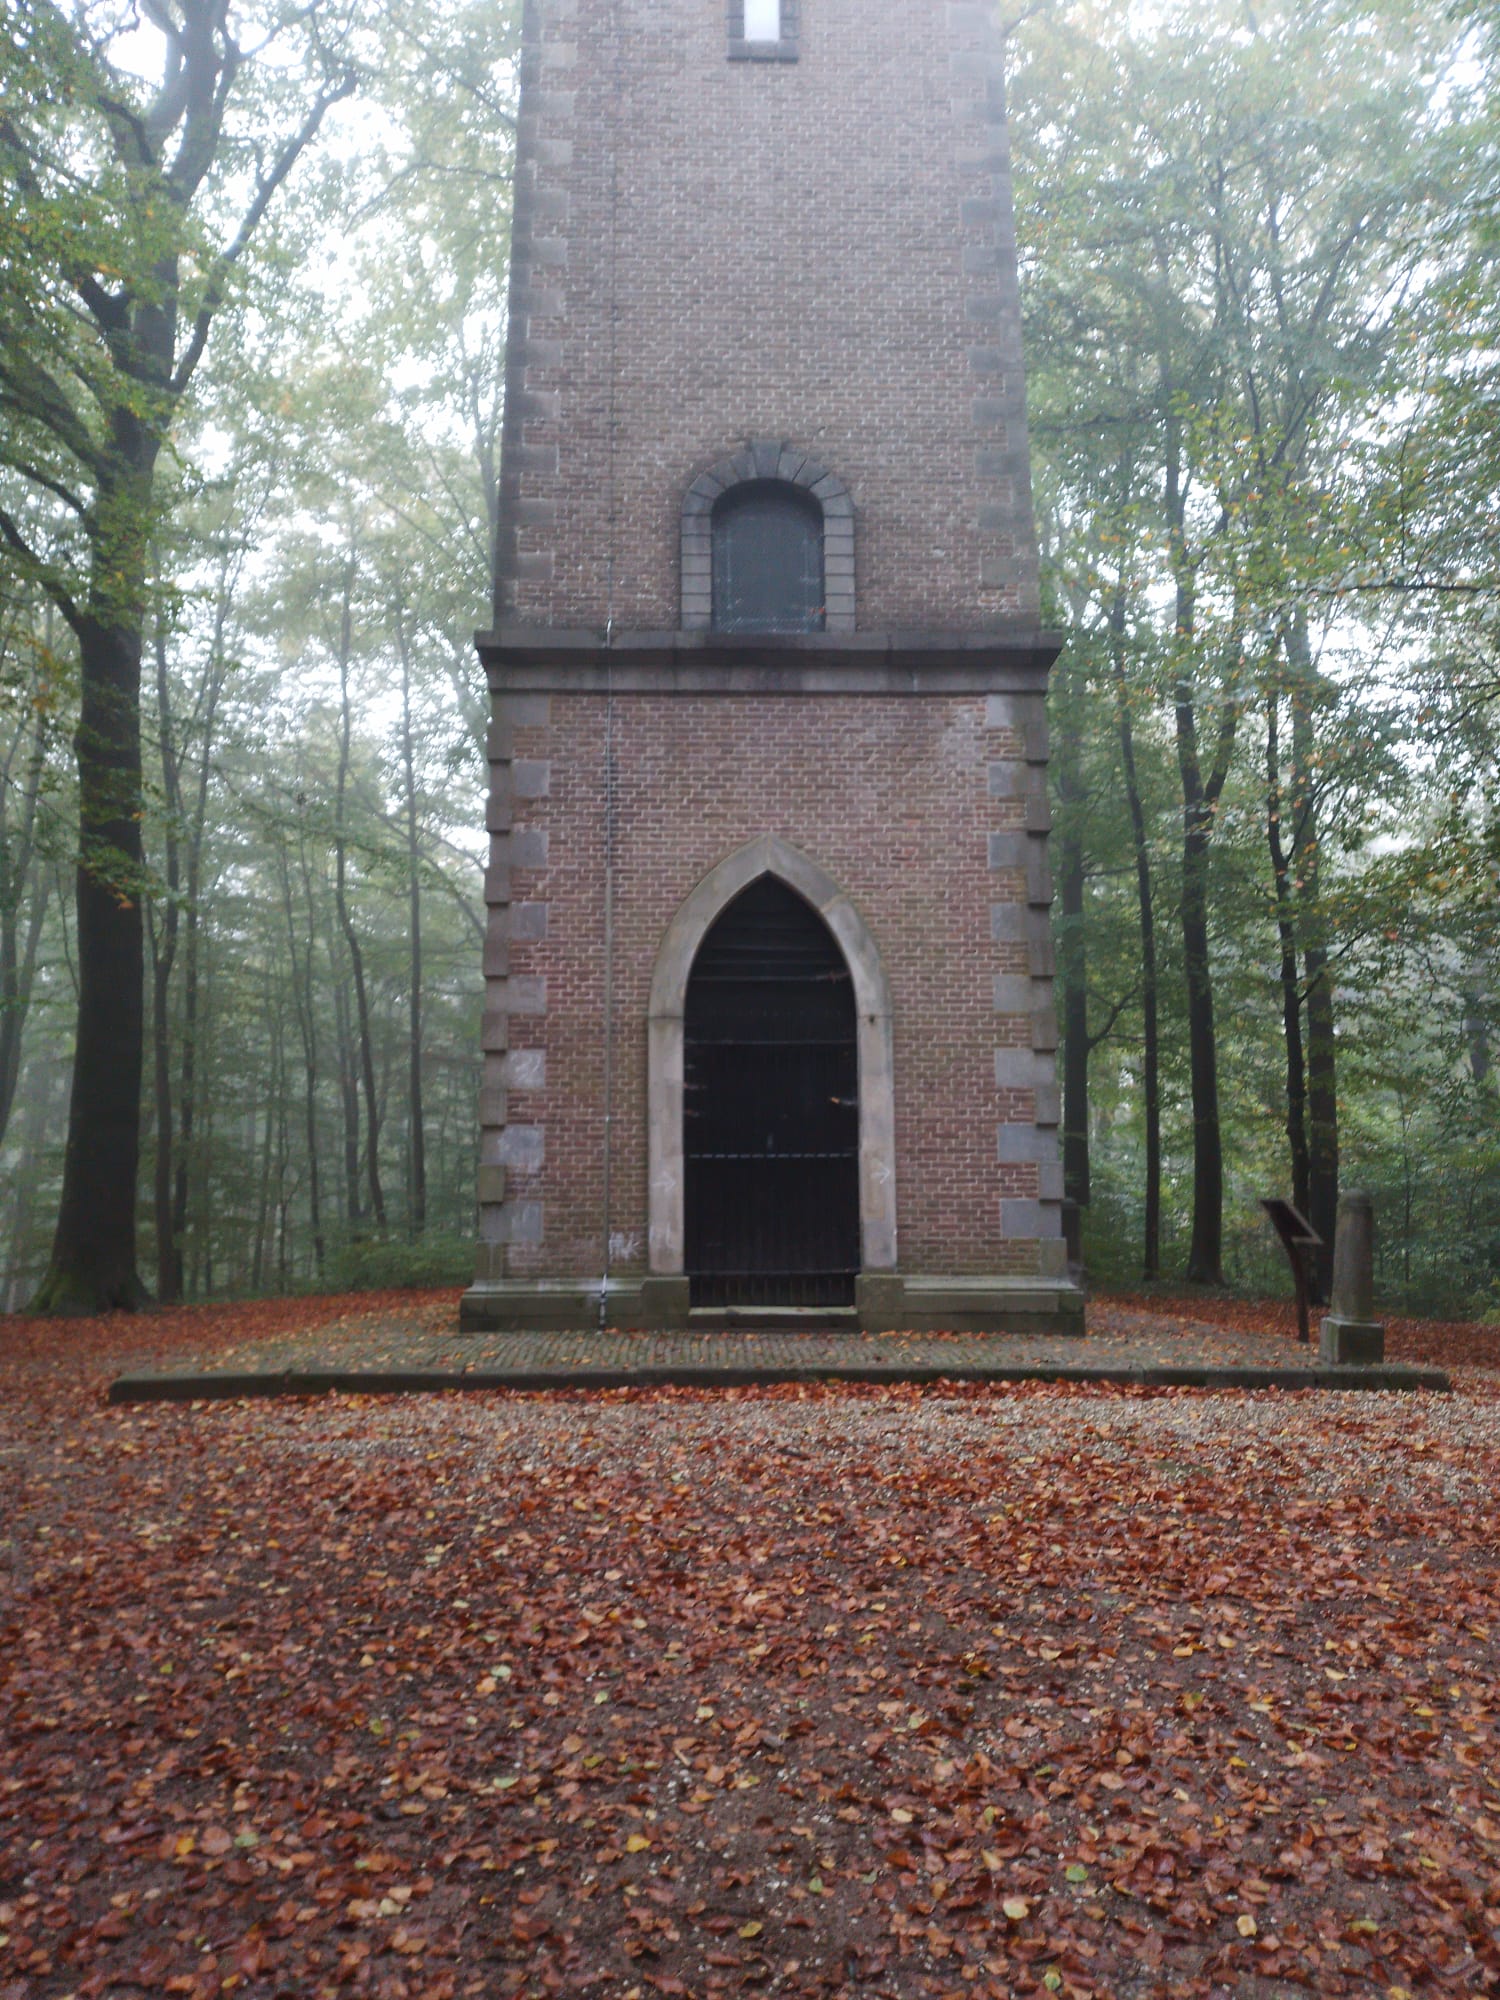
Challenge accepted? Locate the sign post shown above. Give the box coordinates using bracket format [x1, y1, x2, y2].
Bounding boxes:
[1259, 1199, 1324, 1346]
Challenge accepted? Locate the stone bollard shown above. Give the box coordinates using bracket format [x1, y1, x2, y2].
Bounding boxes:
[1319, 1190, 1385, 1364]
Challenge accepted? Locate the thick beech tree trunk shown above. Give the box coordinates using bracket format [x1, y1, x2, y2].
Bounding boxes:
[3, 6, 352, 1315]
[33, 613, 152, 1312]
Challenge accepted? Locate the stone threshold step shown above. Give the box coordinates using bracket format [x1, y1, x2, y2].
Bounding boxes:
[108, 1361, 1452, 1405]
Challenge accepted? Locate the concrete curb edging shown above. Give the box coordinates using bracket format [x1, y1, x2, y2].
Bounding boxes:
[108, 1361, 1452, 1405]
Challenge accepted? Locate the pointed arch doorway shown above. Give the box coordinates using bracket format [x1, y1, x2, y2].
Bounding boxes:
[647, 836, 898, 1313]
[684, 876, 860, 1307]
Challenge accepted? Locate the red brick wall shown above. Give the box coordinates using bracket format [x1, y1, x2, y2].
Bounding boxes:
[496, 0, 1040, 633]
[492, 692, 1045, 1280]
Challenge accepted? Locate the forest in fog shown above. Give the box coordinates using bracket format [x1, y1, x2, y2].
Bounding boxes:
[1, 0, 1496, 1312]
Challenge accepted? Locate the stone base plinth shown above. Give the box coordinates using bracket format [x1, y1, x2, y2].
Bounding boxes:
[460, 1273, 1085, 1336]
[1319, 1315, 1386, 1364]
[459, 1279, 664, 1332]
[859, 1274, 1084, 1335]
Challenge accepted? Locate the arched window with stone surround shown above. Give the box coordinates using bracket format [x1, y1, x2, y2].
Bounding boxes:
[712, 481, 824, 634]
[680, 443, 855, 634]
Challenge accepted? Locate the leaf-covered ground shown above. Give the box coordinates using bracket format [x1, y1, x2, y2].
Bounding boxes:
[3, 1294, 1500, 1999]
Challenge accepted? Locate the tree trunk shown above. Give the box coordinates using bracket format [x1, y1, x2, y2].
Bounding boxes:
[0, 863, 48, 1151]
[173, 884, 201, 1292]
[1054, 722, 1090, 1218]
[32, 611, 151, 1313]
[1171, 605, 1243, 1290]
[167, 590, 227, 1302]
[30, 204, 179, 1315]
[1464, 983, 1491, 1086]
[1266, 690, 1311, 1219]
[1, 5, 352, 1314]
[1164, 422, 1239, 1289]
[250, 974, 284, 1294]
[1168, 565, 1222, 1285]
[333, 971, 361, 1229]
[1107, 586, 1161, 1279]
[190, 932, 217, 1298]
[333, 556, 386, 1234]
[1287, 613, 1338, 1295]
[0, 668, 50, 1152]
[149, 619, 183, 1303]
[397, 610, 427, 1237]
[287, 829, 325, 1277]
[1177, 788, 1223, 1286]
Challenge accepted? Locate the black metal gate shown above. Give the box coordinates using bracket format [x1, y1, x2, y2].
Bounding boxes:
[684, 876, 860, 1308]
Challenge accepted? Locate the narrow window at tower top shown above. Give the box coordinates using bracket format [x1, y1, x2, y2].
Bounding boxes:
[743, 0, 780, 42]
[729, 0, 796, 63]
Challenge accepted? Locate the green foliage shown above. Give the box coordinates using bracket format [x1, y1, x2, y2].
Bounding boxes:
[1016, 0, 1500, 1311]
[318, 1231, 472, 1294]
[1, 0, 518, 1306]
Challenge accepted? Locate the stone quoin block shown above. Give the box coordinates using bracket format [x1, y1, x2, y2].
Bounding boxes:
[511, 759, 552, 799]
[994, 1047, 1057, 1091]
[479, 1009, 509, 1054]
[478, 1201, 544, 1248]
[988, 831, 1029, 872]
[992, 973, 1035, 1014]
[496, 1126, 546, 1173]
[996, 1124, 1052, 1165]
[508, 828, 549, 870]
[482, 931, 510, 979]
[501, 1049, 547, 1092]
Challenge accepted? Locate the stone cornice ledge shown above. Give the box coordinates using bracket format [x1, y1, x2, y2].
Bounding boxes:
[476, 623, 1065, 696]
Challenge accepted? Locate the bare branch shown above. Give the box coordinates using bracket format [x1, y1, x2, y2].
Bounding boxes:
[0, 508, 85, 638]
[0, 353, 110, 485]
[164, 0, 239, 201]
[0, 445, 94, 526]
[171, 71, 358, 395]
[1086, 986, 1136, 1056]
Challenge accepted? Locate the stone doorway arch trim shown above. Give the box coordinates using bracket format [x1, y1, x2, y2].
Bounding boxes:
[648, 836, 897, 1278]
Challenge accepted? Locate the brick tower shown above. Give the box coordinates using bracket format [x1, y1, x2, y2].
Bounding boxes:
[461, 0, 1082, 1333]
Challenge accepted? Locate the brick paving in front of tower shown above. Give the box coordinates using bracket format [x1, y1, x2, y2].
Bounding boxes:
[107, 1300, 1448, 1400]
